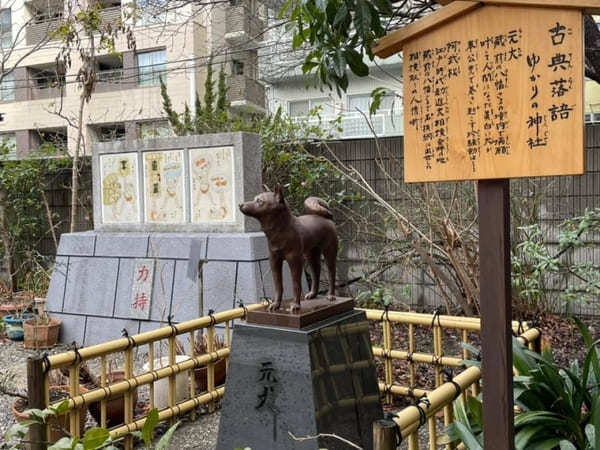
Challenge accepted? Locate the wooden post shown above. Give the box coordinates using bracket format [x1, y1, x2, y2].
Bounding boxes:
[478, 179, 514, 450]
[27, 356, 47, 450]
[373, 419, 397, 450]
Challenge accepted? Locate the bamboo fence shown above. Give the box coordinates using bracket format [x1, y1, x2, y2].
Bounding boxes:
[29, 305, 541, 450]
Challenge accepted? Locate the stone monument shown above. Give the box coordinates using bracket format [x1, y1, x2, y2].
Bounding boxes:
[216, 300, 383, 450]
[45, 132, 296, 346]
[218, 190, 383, 449]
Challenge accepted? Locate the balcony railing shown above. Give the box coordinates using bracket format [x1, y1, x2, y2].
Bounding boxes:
[98, 6, 121, 27]
[293, 111, 405, 139]
[228, 75, 265, 109]
[225, 5, 264, 42]
[25, 17, 62, 46]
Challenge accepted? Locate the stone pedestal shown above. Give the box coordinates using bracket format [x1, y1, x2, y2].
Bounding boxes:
[216, 310, 383, 450]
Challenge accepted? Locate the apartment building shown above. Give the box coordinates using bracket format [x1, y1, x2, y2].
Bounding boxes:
[260, 20, 404, 139]
[0, 0, 266, 157]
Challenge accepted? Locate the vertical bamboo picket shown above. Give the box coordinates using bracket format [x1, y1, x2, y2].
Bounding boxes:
[382, 315, 393, 404]
[207, 325, 215, 413]
[168, 336, 176, 425]
[68, 365, 80, 437]
[408, 323, 416, 389]
[100, 356, 107, 428]
[148, 343, 155, 410]
[124, 348, 134, 450]
[43, 371, 50, 443]
[190, 330, 196, 421]
[408, 432, 419, 449]
[428, 417, 437, 450]
[225, 321, 231, 371]
[461, 330, 470, 403]
[408, 323, 418, 450]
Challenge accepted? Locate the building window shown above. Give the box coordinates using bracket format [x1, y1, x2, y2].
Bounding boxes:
[289, 97, 334, 117]
[137, 49, 166, 86]
[594, 113, 600, 123]
[138, 120, 172, 139]
[0, 133, 16, 159]
[97, 124, 126, 142]
[0, 72, 15, 101]
[97, 54, 124, 83]
[0, 9, 11, 48]
[232, 59, 244, 76]
[585, 113, 592, 123]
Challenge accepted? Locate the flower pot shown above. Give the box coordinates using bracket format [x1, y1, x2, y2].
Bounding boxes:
[23, 317, 61, 349]
[0, 303, 21, 318]
[12, 385, 88, 443]
[141, 355, 190, 410]
[4, 314, 36, 341]
[88, 370, 138, 428]
[194, 357, 227, 392]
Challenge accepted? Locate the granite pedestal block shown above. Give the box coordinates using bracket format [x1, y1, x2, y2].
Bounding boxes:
[217, 310, 383, 450]
[46, 231, 300, 346]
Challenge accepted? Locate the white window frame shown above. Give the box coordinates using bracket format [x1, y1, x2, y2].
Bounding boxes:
[137, 49, 166, 86]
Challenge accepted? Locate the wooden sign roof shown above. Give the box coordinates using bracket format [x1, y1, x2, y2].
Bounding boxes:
[374, 1, 590, 182]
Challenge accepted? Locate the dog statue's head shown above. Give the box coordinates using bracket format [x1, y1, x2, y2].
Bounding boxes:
[239, 186, 286, 219]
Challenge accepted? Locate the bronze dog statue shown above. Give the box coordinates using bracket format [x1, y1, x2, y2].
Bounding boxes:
[239, 187, 337, 312]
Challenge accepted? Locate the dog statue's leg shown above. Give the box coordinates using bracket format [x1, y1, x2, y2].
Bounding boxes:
[325, 243, 337, 301]
[269, 255, 283, 312]
[305, 250, 321, 300]
[289, 256, 303, 313]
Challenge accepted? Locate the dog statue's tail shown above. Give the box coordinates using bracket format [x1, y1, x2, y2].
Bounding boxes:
[304, 197, 333, 220]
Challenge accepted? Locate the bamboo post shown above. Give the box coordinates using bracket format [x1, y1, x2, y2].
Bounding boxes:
[190, 330, 196, 421]
[408, 323, 416, 390]
[27, 356, 47, 450]
[428, 417, 437, 450]
[373, 419, 397, 450]
[168, 335, 176, 424]
[461, 329, 470, 402]
[408, 432, 419, 450]
[68, 365, 80, 437]
[225, 321, 231, 371]
[124, 347, 134, 450]
[148, 343, 155, 410]
[382, 314, 393, 404]
[100, 356, 107, 428]
[207, 325, 215, 413]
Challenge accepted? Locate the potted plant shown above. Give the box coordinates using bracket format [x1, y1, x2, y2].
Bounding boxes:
[192, 333, 227, 392]
[2, 291, 35, 340]
[88, 361, 139, 427]
[0, 290, 33, 318]
[23, 298, 61, 348]
[12, 385, 89, 443]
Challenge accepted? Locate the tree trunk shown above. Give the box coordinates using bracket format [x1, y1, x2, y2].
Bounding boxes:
[0, 188, 14, 293]
[70, 97, 85, 233]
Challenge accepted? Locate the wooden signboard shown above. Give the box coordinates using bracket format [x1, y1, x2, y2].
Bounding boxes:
[402, 5, 583, 182]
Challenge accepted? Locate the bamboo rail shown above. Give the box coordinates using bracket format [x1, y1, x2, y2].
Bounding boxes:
[32, 304, 540, 450]
[35, 304, 262, 450]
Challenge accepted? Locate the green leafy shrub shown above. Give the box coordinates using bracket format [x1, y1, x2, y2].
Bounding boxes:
[441, 319, 600, 449]
[2, 403, 177, 450]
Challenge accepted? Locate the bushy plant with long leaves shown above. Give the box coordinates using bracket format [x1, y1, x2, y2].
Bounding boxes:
[441, 319, 600, 449]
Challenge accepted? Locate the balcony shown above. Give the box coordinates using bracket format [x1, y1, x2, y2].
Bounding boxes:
[98, 6, 121, 27]
[225, 5, 264, 43]
[228, 75, 265, 110]
[25, 17, 62, 46]
[294, 111, 404, 139]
